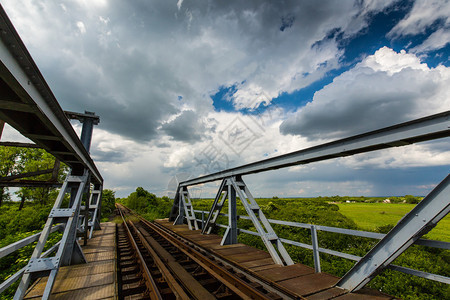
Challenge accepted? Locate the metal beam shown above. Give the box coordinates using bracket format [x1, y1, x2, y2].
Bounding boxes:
[180, 111, 450, 187]
[0, 168, 54, 181]
[0, 5, 102, 184]
[337, 174, 450, 291]
[0, 180, 62, 188]
[0, 141, 41, 148]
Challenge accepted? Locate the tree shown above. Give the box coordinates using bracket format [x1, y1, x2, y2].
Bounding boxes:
[16, 148, 68, 206]
[0, 146, 23, 206]
[124, 187, 157, 211]
[0, 147, 67, 207]
[101, 189, 116, 218]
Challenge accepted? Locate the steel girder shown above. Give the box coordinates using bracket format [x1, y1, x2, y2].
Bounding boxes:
[195, 176, 294, 266]
[179, 111, 450, 187]
[0, 5, 102, 184]
[14, 170, 90, 299]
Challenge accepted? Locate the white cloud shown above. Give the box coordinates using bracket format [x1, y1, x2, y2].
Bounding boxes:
[177, 0, 184, 11]
[388, 0, 450, 52]
[361, 47, 428, 74]
[388, 0, 450, 36]
[280, 47, 450, 140]
[76, 21, 86, 34]
[1, 1, 447, 199]
[411, 28, 450, 53]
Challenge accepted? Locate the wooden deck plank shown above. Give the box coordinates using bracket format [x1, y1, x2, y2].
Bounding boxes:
[306, 287, 348, 300]
[226, 250, 272, 263]
[24, 222, 117, 300]
[155, 219, 394, 300]
[255, 264, 315, 282]
[277, 273, 339, 297]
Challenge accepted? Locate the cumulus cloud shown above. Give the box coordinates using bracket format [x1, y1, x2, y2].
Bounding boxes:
[76, 21, 86, 34]
[2, 1, 448, 198]
[160, 110, 211, 144]
[2, 0, 398, 142]
[388, 0, 450, 52]
[280, 47, 450, 140]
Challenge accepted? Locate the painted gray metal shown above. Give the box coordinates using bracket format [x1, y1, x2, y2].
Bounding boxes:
[194, 209, 450, 250]
[0, 5, 102, 184]
[175, 187, 198, 230]
[0, 241, 60, 294]
[337, 174, 450, 291]
[224, 212, 450, 249]
[14, 170, 89, 300]
[387, 265, 449, 284]
[0, 225, 62, 260]
[311, 225, 321, 273]
[228, 176, 294, 265]
[88, 186, 103, 239]
[221, 179, 238, 245]
[180, 111, 450, 187]
[201, 179, 228, 234]
[192, 209, 449, 284]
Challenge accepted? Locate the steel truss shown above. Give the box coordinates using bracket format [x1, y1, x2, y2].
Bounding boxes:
[0, 6, 106, 299]
[174, 186, 198, 230]
[14, 170, 89, 299]
[170, 110, 449, 287]
[206, 176, 294, 265]
[337, 174, 450, 291]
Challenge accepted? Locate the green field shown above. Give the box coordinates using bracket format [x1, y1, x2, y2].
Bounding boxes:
[337, 202, 450, 242]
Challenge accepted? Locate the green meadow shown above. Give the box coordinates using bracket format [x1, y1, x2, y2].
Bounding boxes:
[337, 202, 450, 242]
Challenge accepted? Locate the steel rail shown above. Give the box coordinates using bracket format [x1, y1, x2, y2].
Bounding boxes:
[180, 111, 450, 187]
[151, 220, 302, 300]
[118, 208, 162, 300]
[0, 5, 102, 184]
[117, 204, 217, 300]
[126, 221, 190, 299]
[119, 205, 282, 300]
[138, 219, 272, 300]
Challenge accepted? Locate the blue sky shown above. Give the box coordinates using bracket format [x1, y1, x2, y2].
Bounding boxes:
[2, 0, 449, 198]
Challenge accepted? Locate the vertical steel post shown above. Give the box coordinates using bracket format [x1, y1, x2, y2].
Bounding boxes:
[221, 179, 238, 245]
[0, 119, 4, 139]
[173, 188, 185, 225]
[79, 111, 96, 153]
[311, 225, 321, 273]
[201, 211, 205, 230]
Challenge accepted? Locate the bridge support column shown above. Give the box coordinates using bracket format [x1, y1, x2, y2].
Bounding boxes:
[202, 176, 294, 266]
[173, 186, 198, 230]
[15, 169, 90, 300]
[221, 179, 238, 245]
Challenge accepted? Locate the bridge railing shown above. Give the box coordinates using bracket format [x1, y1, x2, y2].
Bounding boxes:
[0, 225, 63, 294]
[192, 209, 450, 285]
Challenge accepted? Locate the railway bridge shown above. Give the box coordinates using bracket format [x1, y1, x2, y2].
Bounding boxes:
[0, 6, 449, 300]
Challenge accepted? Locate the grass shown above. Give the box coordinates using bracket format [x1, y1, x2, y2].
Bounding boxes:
[337, 203, 450, 242]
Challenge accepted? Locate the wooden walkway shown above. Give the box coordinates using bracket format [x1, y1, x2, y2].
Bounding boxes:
[24, 222, 117, 300]
[155, 219, 393, 300]
[22, 219, 392, 299]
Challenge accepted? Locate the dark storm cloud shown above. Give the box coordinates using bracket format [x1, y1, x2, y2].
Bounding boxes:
[2, 0, 401, 143]
[161, 110, 208, 144]
[91, 148, 128, 163]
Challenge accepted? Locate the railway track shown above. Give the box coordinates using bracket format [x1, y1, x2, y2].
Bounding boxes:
[116, 204, 300, 300]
